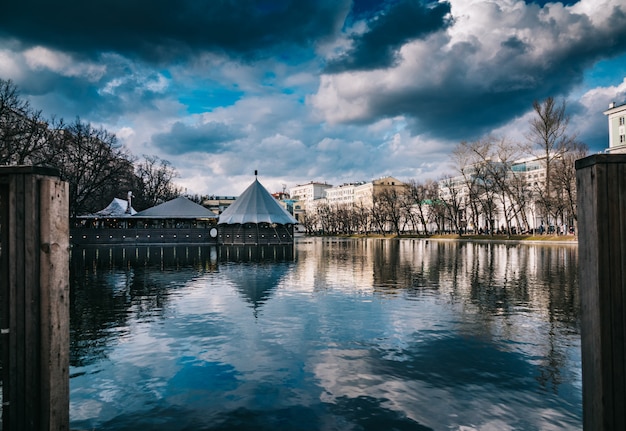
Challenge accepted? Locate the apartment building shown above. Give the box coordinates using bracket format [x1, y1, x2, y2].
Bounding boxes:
[289, 181, 333, 205]
[604, 101, 626, 154]
[289, 181, 333, 224]
[354, 176, 406, 207]
[324, 182, 366, 206]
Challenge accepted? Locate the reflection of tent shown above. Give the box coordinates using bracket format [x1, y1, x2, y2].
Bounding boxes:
[221, 260, 292, 315]
[83, 198, 136, 217]
[134, 196, 217, 219]
[218, 178, 297, 245]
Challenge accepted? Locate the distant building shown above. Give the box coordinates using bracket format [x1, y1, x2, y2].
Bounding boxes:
[289, 181, 333, 223]
[354, 176, 406, 207]
[289, 181, 333, 204]
[325, 182, 366, 206]
[202, 195, 237, 215]
[604, 101, 626, 154]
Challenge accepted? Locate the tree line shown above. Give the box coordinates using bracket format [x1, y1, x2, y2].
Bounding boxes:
[0, 79, 182, 216]
[299, 97, 586, 237]
[2, 77, 586, 231]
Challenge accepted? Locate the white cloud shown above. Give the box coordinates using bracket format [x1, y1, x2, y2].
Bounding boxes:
[23, 46, 105, 81]
[0, 48, 23, 79]
[570, 0, 625, 24]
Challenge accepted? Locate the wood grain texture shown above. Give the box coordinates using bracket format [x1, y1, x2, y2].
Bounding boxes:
[577, 154, 626, 430]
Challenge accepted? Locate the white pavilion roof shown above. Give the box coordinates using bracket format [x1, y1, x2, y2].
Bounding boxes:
[134, 196, 217, 219]
[81, 197, 136, 218]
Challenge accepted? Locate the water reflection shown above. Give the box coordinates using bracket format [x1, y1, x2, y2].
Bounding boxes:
[70, 238, 581, 430]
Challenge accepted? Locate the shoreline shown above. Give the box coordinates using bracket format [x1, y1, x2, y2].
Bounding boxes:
[298, 233, 578, 244]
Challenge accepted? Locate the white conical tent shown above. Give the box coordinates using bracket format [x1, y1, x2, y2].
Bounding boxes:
[218, 178, 297, 225]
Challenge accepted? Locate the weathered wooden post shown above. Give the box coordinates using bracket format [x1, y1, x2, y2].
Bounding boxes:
[576, 154, 626, 430]
[0, 166, 69, 430]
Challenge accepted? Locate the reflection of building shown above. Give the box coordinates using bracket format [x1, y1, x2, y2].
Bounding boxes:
[604, 101, 626, 154]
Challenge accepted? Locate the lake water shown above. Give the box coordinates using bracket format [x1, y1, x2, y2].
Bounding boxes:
[69, 238, 581, 431]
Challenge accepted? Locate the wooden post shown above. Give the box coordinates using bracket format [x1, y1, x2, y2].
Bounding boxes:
[0, 166, 69, 431]
[576, 154, 626, 430]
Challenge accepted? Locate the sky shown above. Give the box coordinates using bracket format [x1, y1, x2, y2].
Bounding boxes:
[1, 0, 626, 197]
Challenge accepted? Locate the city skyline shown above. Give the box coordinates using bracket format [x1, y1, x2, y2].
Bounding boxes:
[1, 0, 626, 196]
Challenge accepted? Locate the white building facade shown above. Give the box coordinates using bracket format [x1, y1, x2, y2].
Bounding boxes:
[604, 102, 626, 154]
[289, 182, 333, 205]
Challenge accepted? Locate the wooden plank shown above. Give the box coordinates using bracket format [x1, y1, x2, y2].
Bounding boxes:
[24, 173, 40, 430]
[578, 157, 602, 430]
[616, 162, 626, 430]
[577, 155, 626, 430]
[604, 162, 619, 430]
[10, 172, 26, 430]
[0, 168, 69, 431]
[38, 177, 70, 431]
[0, 182, 12, 431]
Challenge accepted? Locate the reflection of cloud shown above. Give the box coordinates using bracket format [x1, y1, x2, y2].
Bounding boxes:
[309, 331, 579, 430]
[67, 238, 583, 430]
[69, 399, 103, 422]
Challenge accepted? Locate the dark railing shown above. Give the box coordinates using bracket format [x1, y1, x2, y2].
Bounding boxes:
[70, 227, 218, 245]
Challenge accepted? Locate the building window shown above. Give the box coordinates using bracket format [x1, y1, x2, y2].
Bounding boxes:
[621, 134, 625, 143]
[620, 117, 625, 126]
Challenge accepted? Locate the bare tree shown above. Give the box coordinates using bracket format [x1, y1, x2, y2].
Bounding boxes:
[0, 79, 49, 165]
[527, 97, 577, 225]
[47, 117, 135, 217]
[370, 192, 389, 234]
[135, 155, 182, 209]
[299, 211, 318, 235]
[450, 141, 489, 233]
[551, 141, 588, 233]
[376, 187, 406, 235]
[438, 175, 464, 234]
[316, 202, 333, 235]
[476, 137, 523, 236]
[506, 168, 534, 233]
[353, 202, 371, 234]
[401, 181, 420, 234]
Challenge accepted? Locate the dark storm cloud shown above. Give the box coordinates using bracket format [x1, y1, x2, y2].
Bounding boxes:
[0, 0, 349, 63]
[315, 2, 626, 142]
[326, 0, 451, 72]
[152, 121, 245, 154]
[17, 56, 173, 124]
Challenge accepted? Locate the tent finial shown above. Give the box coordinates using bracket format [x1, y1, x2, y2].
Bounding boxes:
[255, 170, 258, 177]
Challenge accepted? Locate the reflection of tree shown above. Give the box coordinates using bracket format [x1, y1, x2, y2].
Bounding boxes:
[536, 246, 580, 393]
[71, 268, 185, 366]
[70, 270, 131, 367]
[364, 239, 580, 394]
[70, 246, 220, 367]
